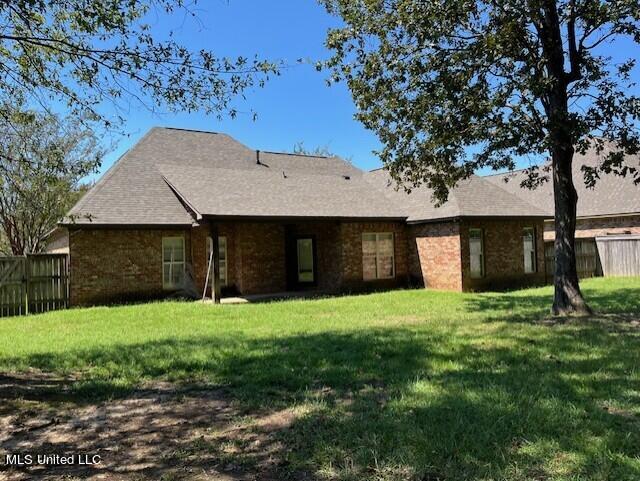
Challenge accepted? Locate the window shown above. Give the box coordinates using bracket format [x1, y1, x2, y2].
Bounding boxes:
[296, 238, 315, 283]
[162, 237, 185, 289]
[523, 227, 537, 273]
[362, 233, 395, 280]
[469, 229, 484, 278]
[206, 236, 228, 286]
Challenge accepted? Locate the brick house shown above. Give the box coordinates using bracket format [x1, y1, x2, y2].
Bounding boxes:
[60, 127, 550, 306]
[484, 146, 640, 276]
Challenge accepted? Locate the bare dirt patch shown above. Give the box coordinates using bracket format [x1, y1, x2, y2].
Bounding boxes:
[0, 372, 301, 480]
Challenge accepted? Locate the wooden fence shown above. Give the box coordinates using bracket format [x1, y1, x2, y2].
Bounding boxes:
[545, 239, 601, 282]
[595, 235, 640, 277]
[0, 254, 69, 317]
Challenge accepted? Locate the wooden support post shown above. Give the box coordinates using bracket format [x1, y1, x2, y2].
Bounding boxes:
[210, 224, 221, 304]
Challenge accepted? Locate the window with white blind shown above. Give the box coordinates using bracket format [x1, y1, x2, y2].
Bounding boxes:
[362, 233, 395, 280]
[206, 236, 228, 286]
[523, 227, 537, 273]
[469, 229, 484, 278]
[162, 237, 185, 289]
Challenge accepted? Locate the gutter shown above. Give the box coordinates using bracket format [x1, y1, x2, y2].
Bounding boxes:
[543, 212, 640, 222]
[201, 214, 408, 223]
[407, 214, 553, 225]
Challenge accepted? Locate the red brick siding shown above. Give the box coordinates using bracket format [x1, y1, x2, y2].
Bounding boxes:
[288, 222, 342, 291]
[69, 228, 191, 306]
[408, 222, 462, 291]
[191, 223, 208, 294]
[460, 219, 546, 290]
[191, 223, 238, 295]
[544, 215, 640, 241]
[339, 222, 408, 291]
[234, 222, 287, 294]
[197, 221, 407, 295]
[69, 217, 554, 305]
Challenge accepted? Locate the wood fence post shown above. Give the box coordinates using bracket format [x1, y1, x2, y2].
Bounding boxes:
[24, 256, 30, 315]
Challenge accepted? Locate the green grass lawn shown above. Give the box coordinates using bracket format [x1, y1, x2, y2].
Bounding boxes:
[1, 277, 640, 480]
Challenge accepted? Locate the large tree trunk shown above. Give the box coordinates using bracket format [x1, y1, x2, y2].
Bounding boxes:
[537, 0, 592, 316]
[551, 142, 592, 316]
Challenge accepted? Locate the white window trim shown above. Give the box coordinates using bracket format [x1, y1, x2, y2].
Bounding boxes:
[469, 228, 485, 279]
[523, 227, 537, 274]
[162, 236, 185, 290]
[206, 236, 228, 287]
[362, 232, 396, 281]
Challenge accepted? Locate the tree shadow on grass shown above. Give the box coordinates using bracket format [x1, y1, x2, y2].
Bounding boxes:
[465, 285, 640, 323]
[0, 330, 436, 480]
[1, 324, 640, 480]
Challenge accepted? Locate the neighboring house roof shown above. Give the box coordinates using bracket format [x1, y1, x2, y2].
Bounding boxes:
[364, 169, 550, 223]
[483, 146, 640, 218]
[64, 127, 405, 225]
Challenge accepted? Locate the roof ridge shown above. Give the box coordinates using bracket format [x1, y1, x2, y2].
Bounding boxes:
[474, 174, 550, 215]
[448, 188, 462, 216]
[156, 162, 363, 180]
[157, 126, 223, 135]
[483, 166, 530, 178]
[261, 150, 332, 159]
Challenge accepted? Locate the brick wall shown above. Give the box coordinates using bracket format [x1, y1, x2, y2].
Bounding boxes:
[287, 222, 342, 291]
[191, 222, 238, 296]
[339, 221, 409, 291]
[460, 218, 546, 290]
[544, 215, 640, 241]
[408, 221, 463, 291]
[69, 227, 191, 306]
[68, 221, 409, 305]
[234, 222, 287, 294]
[69, 217, 553, 305]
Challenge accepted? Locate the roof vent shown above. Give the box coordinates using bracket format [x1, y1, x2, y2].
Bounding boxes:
[343, 175, 351, 180]
[282, 170, 287, 179]
[256, 149, 261, 165]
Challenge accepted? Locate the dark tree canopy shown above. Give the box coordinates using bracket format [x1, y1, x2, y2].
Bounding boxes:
[321, 0, 640, 315]
[321, 0, 640, 201]
[0, 1, 280, 128]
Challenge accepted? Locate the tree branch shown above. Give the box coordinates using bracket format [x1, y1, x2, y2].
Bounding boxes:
[565, 0, 582, 83]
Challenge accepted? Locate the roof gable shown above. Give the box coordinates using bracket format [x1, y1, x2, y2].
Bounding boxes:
[364, 170, 549, 222]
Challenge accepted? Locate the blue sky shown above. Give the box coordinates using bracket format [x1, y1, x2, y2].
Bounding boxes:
[92, 1, 384, 181]
[90, 1, 640, 182]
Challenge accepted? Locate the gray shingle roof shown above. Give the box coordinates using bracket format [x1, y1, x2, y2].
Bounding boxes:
[159, 164, 405, 219]
[66, 126, 567, 226]
[64, 127, 405, 225]
[483, 146, 640, 217]
[364, 169, 549, 223]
